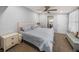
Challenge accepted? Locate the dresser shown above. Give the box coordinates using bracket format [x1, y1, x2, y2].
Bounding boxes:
[1, 33, 22, 52]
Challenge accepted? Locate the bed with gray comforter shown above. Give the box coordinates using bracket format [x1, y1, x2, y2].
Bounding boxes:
[21, 27, 54, 52]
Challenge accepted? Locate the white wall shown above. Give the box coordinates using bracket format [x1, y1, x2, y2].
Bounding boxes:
[69, 9, 79, 32]
[0, 6, 38, 35]
[39, 13, 69, 34]
[39, 14, 47, 28]
[53, 14, 68, 34]
[0, 6, 8, 16]
[33, 13, 40, 23]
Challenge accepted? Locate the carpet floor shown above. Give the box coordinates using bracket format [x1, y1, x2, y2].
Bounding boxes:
[54, 33, 73, 52]
[6, 33, 73, 52]
[7, 42, 39, 52]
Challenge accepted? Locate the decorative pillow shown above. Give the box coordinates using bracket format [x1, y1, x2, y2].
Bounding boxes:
[31, 25, 40, 29]
[77, 32, 79, 38]
[20, 27, 24, 31]
[20, 26, 32, 32]
[23, 26, 32, 31]
[74, 32, 79, 38]
[71, 32, 77, 36]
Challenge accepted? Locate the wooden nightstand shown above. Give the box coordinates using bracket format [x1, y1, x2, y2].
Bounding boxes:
[1, 33, 21, 52]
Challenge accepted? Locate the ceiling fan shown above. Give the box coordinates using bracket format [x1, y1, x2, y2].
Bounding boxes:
[43, 6, 57, 13]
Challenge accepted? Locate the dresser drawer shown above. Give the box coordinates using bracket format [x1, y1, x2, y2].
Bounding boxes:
[4, 35, 18, 50]
[10, 35, 18, 41]
[5, 41, 15, 50]
[5, 38, 13, 50]
[12, 35, 19, 44]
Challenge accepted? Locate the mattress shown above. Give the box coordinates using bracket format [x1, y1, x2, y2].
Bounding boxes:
[22, 27, 54, 52]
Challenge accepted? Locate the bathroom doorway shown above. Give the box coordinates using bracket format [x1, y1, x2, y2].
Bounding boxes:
[47, 16, 54, 28]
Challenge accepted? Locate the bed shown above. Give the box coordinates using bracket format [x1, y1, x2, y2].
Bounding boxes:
[17, 22, 54, 52]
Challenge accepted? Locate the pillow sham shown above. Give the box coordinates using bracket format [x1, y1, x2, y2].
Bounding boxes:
[31, 24, 40, 29]
[20, 26, 32, 32]
[23, 26, 32, 31]
[20, 27, 24, 31]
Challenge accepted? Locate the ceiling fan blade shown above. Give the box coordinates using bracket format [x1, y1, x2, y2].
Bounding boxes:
[48, 9, 57, 11]
[44, 6, 50, 11]
[47, 11, 50, 13]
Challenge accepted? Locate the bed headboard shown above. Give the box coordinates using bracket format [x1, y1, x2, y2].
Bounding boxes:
[17, 21, 35, 33]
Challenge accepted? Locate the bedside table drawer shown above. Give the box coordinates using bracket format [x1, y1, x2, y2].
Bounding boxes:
[5, 41, 15, 50]
[4, 35, 18, 50]
[10, 35, 18, 40]
[5, 38, 13, 50]
[5, 36, 18, 43]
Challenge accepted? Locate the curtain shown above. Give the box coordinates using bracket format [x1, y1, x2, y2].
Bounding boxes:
[69, 9, 79, 33]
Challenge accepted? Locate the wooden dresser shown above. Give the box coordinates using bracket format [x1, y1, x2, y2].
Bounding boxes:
[1, 33, 22, 52]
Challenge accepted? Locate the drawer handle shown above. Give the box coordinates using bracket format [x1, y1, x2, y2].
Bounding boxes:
[11, 42, 14, 44]
[11, 38, 14, 40]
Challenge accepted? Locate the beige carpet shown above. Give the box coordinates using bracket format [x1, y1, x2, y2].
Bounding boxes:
[7, 33, 73, 52]
[54, 33, 73, 52]
[7, 42, 39, 52]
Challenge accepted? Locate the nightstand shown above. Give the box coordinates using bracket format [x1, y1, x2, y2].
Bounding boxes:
[1, 33, 21, 52]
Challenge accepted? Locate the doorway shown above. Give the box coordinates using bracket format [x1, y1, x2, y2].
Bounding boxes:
[47, 16, 54, 28]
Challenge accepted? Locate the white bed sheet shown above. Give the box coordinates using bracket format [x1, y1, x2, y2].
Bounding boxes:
[22, 27, 54, 52]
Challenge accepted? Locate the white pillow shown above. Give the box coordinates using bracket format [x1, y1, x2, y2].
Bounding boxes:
[31, 25, 40, 29]
[23, 26, 32, 31]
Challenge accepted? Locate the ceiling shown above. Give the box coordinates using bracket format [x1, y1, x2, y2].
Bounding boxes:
[26, 6, 78, 14]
